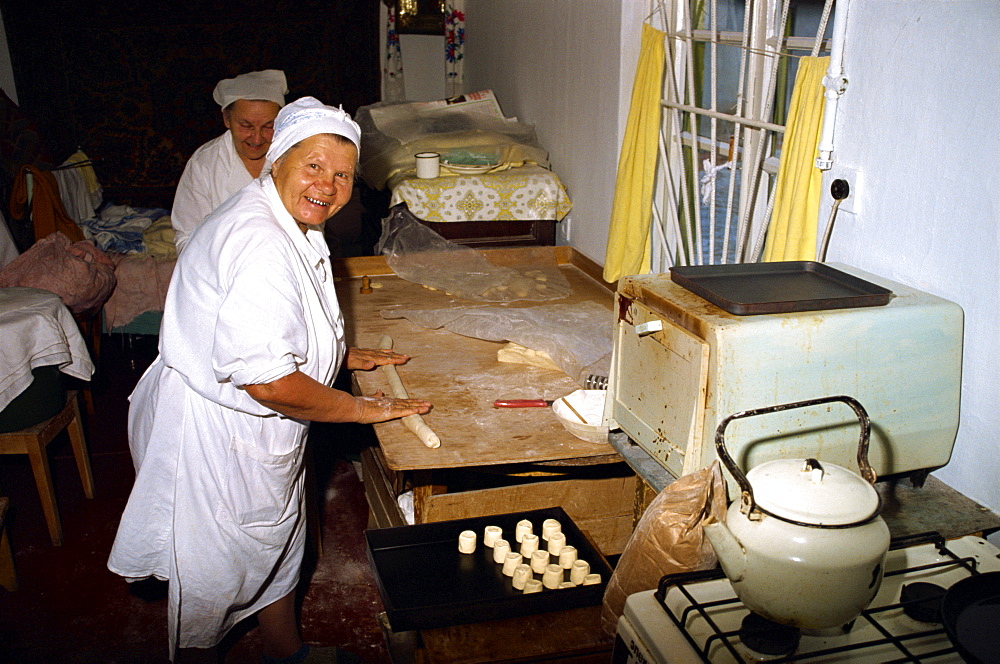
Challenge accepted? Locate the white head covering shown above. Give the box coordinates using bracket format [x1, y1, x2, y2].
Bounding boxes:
[264, 96, 361, 171]
[213, 69, 288, 109]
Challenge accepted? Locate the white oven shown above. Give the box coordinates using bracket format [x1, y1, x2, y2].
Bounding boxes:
[604, 263, 964, 484]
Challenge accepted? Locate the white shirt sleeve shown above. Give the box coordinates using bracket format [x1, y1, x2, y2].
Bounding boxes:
[212, 237, 309, 388]
[171, 157, 215, 254]
[171, 133, 253, 255]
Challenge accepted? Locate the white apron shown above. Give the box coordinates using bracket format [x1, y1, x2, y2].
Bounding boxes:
[109, 176, 344, 657]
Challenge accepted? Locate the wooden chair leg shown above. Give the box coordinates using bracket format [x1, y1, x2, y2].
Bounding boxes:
[66, 395, 95, 499]
[0, 498, 17, 591]
[25, 440, 62, 546]
[0, 526, 18, 591]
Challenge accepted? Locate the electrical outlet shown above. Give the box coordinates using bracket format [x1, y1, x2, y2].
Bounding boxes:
[832, 169, 862, 215]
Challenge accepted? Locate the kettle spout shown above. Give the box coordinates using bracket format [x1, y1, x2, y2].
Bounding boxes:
[703, 515, 747, 583]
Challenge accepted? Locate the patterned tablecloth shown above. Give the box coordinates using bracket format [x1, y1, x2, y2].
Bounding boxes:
[389, 165, 572, 222]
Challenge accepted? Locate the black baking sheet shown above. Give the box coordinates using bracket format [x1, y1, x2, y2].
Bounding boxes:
[365, 506, 612, 632]
[669, 261, 893, 315]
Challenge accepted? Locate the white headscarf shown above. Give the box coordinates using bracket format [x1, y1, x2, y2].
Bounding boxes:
[264, 96, 361, 173]
[213, 69, 288, 108]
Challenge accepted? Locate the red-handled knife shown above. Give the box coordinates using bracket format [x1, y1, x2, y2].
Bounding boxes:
[493, 399, 554, 408]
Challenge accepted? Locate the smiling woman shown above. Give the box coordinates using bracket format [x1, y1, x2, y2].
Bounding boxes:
[106, 96, 432, 664]
[271, 134, 358, 232]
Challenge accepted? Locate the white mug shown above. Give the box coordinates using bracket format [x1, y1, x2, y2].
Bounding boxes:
[415, 152, 440, 178]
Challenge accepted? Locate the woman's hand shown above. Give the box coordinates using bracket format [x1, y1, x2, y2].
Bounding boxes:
[353, 390, 432, 424]
[344, 346, 411, 371]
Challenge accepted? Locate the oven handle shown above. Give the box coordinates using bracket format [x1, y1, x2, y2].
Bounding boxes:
[713, 395, 875, 517]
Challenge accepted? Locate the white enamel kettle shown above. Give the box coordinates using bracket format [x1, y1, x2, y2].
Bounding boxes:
[703, 396, 891, 631]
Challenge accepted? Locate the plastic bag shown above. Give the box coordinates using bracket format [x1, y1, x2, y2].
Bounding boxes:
[600, 461, 728, 637]
[375, 204, 571, 303]
[355, 93, 550, 189]
[380, 302, 612, 386]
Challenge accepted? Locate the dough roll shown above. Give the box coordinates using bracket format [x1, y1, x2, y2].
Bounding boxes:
[378, 335, 441, 449]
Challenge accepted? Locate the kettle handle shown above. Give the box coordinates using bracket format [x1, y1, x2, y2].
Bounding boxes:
[714, 395, 875, 517]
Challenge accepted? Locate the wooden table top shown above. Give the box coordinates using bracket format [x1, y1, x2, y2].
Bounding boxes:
[334, 247, 622, 472]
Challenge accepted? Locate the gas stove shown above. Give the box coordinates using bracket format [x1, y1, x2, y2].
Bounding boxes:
[613, 533, 1000, 663]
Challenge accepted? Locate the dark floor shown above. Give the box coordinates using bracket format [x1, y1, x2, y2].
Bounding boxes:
[0, 334, 392, 664]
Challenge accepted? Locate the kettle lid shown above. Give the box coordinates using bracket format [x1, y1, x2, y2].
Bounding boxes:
[747, 458, 880, 526]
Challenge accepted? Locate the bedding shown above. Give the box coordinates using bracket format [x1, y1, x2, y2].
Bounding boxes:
[0, 231, 116, 316]
[103, 253, 174, 331]
[70, 204, 178, 331]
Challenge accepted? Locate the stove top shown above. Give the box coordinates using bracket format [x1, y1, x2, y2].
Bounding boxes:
[619, 533, 1000, 663]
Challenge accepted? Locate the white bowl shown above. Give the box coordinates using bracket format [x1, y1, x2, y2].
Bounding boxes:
[552, 390, 609, 444]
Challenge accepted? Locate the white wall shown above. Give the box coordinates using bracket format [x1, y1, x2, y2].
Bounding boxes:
[821, 0, 1000, 519]
[464, 0, 647, 264]
[458, 1, 1000, 526]
[377, 3, 448, 102]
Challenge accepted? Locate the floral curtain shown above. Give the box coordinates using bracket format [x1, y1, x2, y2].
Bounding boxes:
[445, 1, 466, 97]
[384, 4, 406, 101]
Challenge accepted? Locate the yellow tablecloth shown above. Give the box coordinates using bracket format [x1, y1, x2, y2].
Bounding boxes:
[389, 165, 572, 222]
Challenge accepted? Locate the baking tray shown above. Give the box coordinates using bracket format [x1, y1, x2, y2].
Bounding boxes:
[365, 506, 612, 632]
[669, 261, 893, 315]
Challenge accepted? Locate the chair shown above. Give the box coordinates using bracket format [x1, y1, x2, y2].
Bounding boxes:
[0, 390, 94, 545]
[0, 496, 17, 590]
[72, 310, 101, 414]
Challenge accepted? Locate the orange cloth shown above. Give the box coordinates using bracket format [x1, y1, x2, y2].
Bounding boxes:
[9, 165, 86, 243]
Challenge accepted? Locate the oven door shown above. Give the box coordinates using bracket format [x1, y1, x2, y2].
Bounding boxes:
[608, 297, 709, 479]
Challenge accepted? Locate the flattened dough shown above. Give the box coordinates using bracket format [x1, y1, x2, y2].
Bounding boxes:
[496, 342, 562, 373]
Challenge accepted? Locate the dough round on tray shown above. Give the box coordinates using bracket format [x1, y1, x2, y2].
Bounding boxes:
[512, 564, 532, 590]
[502, 551, 523, 576]
[523, 579, 543, 594]
[530, 549, 550, 574]
[520, 533, 539, 558]
[558, 545, 577, 569]
[492, 539, 511, 564]
[570, 559, 590, 585]
[515, 519, 533, 543]
[541, 519, 561, 541]
[458, 530, 476, 554]
[483, 525, 502, 548]
[547, 531, 566, 556]
[542, 564, 564, 589]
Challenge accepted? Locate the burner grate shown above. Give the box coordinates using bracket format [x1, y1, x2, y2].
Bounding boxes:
[654, 532, 980, 663]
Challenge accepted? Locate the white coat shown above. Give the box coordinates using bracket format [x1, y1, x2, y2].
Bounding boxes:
[170, 131, 255, 254]
[108, 175, 345, 657]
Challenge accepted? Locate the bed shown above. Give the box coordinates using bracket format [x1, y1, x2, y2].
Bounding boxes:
[355, 91, 572, 247]
[89, 210, 176, 335]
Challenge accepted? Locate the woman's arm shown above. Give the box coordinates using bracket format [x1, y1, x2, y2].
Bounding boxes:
[244, 370, 431, 424]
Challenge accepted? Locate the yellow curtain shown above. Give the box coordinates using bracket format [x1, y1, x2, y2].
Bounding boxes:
[763, 56, 829, 262]
[603, 24, 665, 283]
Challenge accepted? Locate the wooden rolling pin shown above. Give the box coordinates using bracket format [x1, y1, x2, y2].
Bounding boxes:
[378, 335, 440, 449]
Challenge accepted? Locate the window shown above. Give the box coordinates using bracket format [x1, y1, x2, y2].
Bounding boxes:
[649, 0, 834, 268]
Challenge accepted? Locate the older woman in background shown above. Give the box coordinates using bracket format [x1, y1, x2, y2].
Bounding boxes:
[109, 97, 431, 664]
